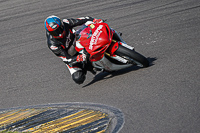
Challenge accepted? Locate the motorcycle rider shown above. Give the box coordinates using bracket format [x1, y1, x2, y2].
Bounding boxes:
[44, 15, 103, 84]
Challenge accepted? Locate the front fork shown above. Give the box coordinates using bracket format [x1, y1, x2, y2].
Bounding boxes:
[106, 39, 134, 64]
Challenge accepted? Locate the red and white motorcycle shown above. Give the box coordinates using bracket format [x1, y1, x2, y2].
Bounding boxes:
[74, 21, 149, 73]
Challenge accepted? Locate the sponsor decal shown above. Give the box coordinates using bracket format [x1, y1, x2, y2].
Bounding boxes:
[89, 25, 103, 50]
[50, 46, 58, 50]
[120, 42, 134, 50]
[63, 19, 69, 24]
[90, 24, 95, 29]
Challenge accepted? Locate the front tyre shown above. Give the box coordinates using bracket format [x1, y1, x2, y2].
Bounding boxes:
[115, 45, 149, 67]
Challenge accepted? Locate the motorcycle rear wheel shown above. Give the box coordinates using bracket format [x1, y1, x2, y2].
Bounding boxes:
[115, 45, 149, 67]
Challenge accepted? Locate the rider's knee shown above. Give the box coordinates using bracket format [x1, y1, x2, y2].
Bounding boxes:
[72, 71, 86, 84]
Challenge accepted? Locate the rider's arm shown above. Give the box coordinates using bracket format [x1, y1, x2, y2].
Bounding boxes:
[46, 32, 74, 63]
[63, 16, 103, 28]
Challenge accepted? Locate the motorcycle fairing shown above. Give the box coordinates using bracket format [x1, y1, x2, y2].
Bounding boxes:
[76, 23, 113, 62]
[92, 56, 132, 72]
[107, 41, 119, 56]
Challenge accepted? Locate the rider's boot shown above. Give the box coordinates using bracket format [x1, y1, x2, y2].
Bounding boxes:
[90, 68, 97, 75]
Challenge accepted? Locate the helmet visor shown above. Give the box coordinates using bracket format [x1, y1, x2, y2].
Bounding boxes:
[49, 25, 64, 37]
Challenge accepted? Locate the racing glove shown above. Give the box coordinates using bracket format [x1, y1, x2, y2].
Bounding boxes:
[93, 18, 103, 24]
[76, 53, 87, 62]
[67, 53, 87, 66]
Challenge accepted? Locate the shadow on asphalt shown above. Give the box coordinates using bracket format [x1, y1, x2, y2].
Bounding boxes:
[83, 57, 157, 87]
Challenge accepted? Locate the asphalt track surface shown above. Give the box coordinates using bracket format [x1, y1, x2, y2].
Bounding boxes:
[0, 0, 200, 132]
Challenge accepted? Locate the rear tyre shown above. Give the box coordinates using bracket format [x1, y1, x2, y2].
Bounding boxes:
[115, 45, 149, 67]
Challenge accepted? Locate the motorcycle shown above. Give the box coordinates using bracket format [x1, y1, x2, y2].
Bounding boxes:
[74, 21, 149, 73]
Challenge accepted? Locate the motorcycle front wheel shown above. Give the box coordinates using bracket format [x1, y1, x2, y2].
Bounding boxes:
[115, 45, 149, 67]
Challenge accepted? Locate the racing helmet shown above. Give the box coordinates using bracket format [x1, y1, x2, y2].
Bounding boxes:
[44, 15, 65, 38]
